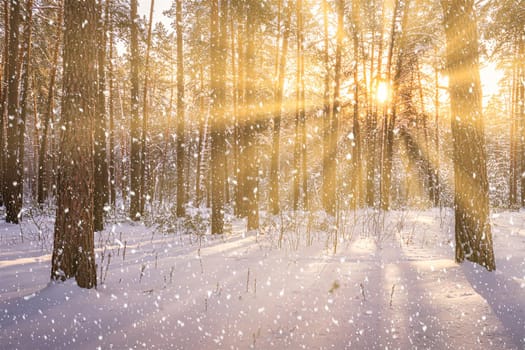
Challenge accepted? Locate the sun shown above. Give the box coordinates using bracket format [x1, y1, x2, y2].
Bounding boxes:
[376, 81, 390, 104]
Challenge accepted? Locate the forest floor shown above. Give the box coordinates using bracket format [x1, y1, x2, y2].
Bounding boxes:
[0, 207, 524, 349]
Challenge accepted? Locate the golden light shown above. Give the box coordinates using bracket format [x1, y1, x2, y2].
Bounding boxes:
[376, 81, 389, 104]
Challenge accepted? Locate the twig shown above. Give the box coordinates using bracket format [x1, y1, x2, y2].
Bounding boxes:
[246, 268, 250, 293]
[390, 284, 396, 308]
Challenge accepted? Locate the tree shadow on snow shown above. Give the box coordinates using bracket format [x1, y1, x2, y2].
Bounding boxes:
[461, 261, 525, 348]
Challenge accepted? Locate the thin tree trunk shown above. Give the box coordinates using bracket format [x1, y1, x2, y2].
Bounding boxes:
[94, 0, 109, 231]
[269, 3, 290, 215]
[244, 2, 259, 230]
[107, 1, 116, 208]
[434, 58, 441, 207]
[379, 0, 401, 211]
[175, 0, 185, 217]
[17, 0, 34, 216]
[0, 1, 8, 208]
[518, 37, 525, 207]
[129, 0, 141, 220]
[321, 0, 332, 212]
[325, 0, 344, 216]
[210, 0, 227, 234]
[38, 2, 63, 207]
[139, 0, 154, 216]
[196, 64, 205, 206]
[351, 0, 362, 208]
[5, 0, 22, 223]
[292, 0, 303, 211]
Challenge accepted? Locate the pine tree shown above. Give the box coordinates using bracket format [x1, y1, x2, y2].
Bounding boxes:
[51, 0, 98, 289]
[441, 0, 496, 271]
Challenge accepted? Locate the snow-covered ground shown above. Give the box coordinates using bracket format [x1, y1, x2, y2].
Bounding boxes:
[1, 208, 524, 349]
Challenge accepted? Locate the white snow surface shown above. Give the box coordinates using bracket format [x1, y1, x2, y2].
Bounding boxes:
[1, 208, 524, 349]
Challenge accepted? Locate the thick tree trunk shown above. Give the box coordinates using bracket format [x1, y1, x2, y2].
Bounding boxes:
[441, 0, 495, 271]
[51, 0, 98, 289]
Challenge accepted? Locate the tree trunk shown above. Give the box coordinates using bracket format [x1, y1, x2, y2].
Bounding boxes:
[441, 0, 495, 271]
[139, 0, 154, 217]
[351, 0, 362, 208]
[5, 0, 22, 223]
[379, 0, 400, 211]
[324, 0, 344, 217]
[293, 0, 304, 211]
[94, 0, 109, 231]
[321, 0, 332, 212]
[196, 64, 205, 206]
[175, 0, 186, 217]
[210, 0, 226, 234]
[51, 0, 98, 289]
[242, 3, 259, 230]
[269, 3, 290, 215]
[38, 1, 63, 207]
[517, 37, 525, 207]
[129, 0, 141, 220]
[0, 0, 8, 208]
[17, 0, 34, 217]
[107, 0, 116, 208]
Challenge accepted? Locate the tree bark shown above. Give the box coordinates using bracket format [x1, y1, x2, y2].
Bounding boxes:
[5, 0, 22, 223]
[321, 0, 332, 212]
[441, 0, 495, 271]
[51, 0, 98, 289]
[324, 0, 344, 217]
[17, 0, 34, 217]
[351, 0, 362, 208]
[269, 3, 290, 215]
[139, 0, 154, 217]
[175, 0, 186, 217]
[107, 0, 116, 208]
[129, 0, 141, 220]
[210, 0, 227, 234]
[241, 2, 259, 230]
[0, 1, 8, 208]
[38, 1, 63, 207]
[94, 0, 109, 231]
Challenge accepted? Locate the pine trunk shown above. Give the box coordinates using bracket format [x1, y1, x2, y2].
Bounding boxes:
[94, 0, 109, 231]
[175, 0, 186, 217]
[441, 0, 495, 271]
[129, 0, 141, 220]
[5, 0, 22, 223]
[51, 0, 98, 288]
